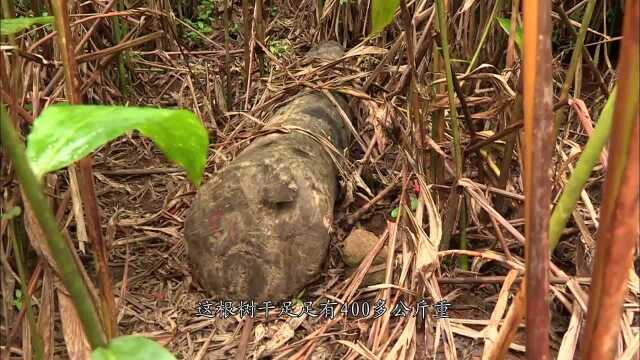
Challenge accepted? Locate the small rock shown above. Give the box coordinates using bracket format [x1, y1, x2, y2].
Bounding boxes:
[342, 228, 387, 285]
[343, 228, 385, 266]
[360, 266, 386, 286]
[306, 41, 344, 60]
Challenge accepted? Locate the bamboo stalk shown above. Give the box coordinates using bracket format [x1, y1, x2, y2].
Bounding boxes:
[434, 0, 462, 178]
[486, 75, 620, 360]
[488, 1, 615, 357]
[522, 0, 554, 358]
[582, 1, 639, 357]
[50, 0, 116, 339]
[1, 106, 45, 359]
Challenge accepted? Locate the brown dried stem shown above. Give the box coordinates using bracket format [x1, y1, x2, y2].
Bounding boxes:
[50, 0, 116, 339]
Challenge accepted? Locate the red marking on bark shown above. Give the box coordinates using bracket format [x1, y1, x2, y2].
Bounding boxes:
[208, 209, 224, 233]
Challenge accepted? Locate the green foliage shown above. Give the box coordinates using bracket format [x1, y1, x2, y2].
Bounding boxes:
[184, 0, 215, 42]
[25, 105, 209, 186]
[390, 195, 418, 220]
[370, 0, 400, 34]
[0, 16, 54, 36]
[496, 17, 523, 51]
[410, 196, 418, 211]
[91, 335, 175, 360]
[268, 39, 291, 57]
[14, 289, 23, 310]
[1, 206, 22, 221]
[196, 0, 216, 22]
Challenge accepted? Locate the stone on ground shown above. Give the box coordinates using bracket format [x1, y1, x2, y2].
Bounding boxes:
[342, 228, 387, 286]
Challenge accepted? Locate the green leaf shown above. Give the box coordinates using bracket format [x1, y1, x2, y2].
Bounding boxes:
[390, 207, 399, 219]
[14, 289, 23, 310]
[0, 16, 54, 36]
[26, 105, 208, 186]
[410, 196, 418, 211]
[496, 17, 523, 51]
[371, 0, 400, 34]
[1, 206, 22, 221]
[91, 335, 175, 360]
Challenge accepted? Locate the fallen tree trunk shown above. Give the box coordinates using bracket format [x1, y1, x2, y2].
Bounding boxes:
[185, 42, 351, 301]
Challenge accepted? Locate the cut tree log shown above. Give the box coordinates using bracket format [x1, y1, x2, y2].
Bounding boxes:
[184, 42, 351, 301]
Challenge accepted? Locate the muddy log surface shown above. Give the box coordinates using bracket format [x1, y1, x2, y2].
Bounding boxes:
[185, 42, 351, 301]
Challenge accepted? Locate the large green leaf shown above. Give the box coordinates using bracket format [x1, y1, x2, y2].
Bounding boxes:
[0, 16, 54, 36]
[497, 17, 523, 51]
[370, 0, 400, 34]
[91, 335, 175, 360]
[26, 105, 208, 186]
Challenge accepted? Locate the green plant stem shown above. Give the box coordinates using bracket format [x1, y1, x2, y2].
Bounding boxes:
[430, 47, 444, 184]
[556, 5, 608, 96]
[0, 107, 107, 349]
[435, 0, 462, 177]
[554, 0, 597, 131]
[465, 0, 502, 74]
[10, 217, 44, 360]
[549, 86, 617, 250]
[433, 34, 477, 140]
